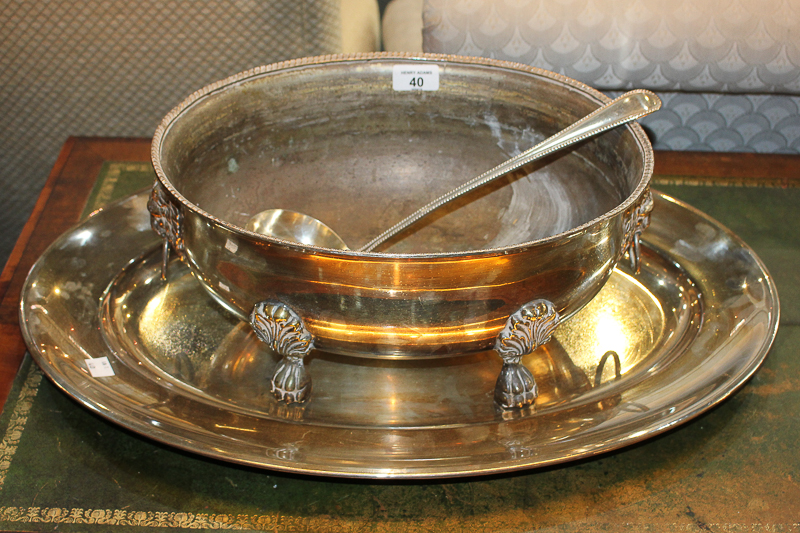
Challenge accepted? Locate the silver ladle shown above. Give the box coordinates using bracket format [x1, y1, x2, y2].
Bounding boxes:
[245, 89, 661, 252]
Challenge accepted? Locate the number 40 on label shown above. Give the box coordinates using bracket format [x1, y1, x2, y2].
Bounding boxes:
[393, 64, 440, 91]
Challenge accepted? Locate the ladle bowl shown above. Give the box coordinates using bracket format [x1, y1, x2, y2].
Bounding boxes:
[245, 209, 348, 250]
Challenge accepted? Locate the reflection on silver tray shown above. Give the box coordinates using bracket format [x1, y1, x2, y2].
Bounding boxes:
[19, 190, 778, 478]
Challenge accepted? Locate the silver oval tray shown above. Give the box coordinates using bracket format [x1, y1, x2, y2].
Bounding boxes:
[19, 190, 779, 478]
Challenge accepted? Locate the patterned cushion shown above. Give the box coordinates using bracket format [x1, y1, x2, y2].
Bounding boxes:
[615, 91, 800, 152]
[402, 0, 800, 153]
[422, 0, 800, 93]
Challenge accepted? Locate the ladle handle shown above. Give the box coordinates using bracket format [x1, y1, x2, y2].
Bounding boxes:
[359, 89, 661, 253]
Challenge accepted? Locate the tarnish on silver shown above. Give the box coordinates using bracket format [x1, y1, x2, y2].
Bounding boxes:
[358, 89, 661, 252]
[624, 188, 654, 274]
[494, 299, 561, 409]
[250, 300, 314, 404]
[147, 181, 184, 279]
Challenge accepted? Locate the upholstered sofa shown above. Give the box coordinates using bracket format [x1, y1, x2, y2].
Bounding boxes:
[383, 0, 800, 154]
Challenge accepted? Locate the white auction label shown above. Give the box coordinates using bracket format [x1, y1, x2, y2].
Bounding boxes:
[393, 64, 439, 91]
[86, 356, 115, 377]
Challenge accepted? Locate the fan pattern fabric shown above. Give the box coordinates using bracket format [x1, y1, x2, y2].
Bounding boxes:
[422, 0, 800, 153]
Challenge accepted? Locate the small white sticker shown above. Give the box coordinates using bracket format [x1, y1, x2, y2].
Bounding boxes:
[225, 239, 238, 253]
[86, 357, 115, 378]
[393, 64, 439, 91]
[219, 281, 230, 292]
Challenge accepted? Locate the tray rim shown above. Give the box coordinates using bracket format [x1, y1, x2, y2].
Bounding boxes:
[18, 189, 780, 479]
